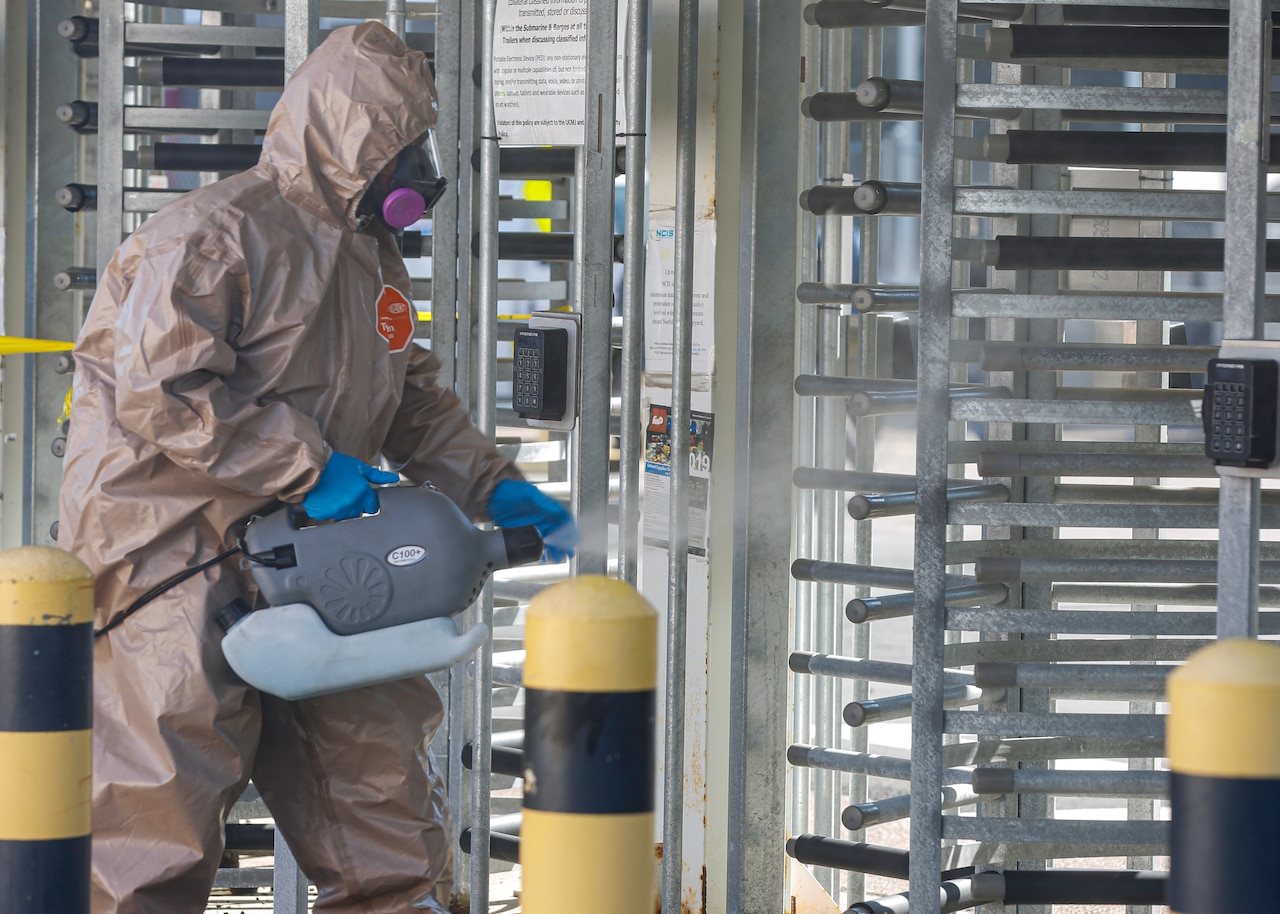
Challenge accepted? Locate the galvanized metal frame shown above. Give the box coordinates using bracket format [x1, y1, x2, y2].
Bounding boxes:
[273, 6, 321, 909]
[571, 0, 619, 579]
[617, 0, 650, 586]
[84, 2, 325, 909]
[844, 21, 880, 906]
[790, 5, 820, 855]
[810, 20, 850, 900]
[1216, 0, 1272, 639]
[784, 1, 1280, 911]
[910, 4, 959, 911]
[96, 0, 125, 278]
[432, 0, 472, 906]
[660, 0, 696, 907]
[453, 0, 631, 907]
[7, 0, 81, 550]
[25, 0, 1280, 911]
[468, 1, 500, 910]
[725, 0, 800, 910]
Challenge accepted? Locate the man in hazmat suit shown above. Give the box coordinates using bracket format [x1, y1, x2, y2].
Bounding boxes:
[57, 22, 575, 914]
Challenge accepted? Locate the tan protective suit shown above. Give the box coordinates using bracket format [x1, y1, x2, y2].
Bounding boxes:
[56, 22, 517, 914]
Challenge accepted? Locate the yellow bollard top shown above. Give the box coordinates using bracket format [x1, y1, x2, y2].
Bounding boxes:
[0, 546, 93, 584]
[0, 546, 94, 626]
[1169, 637, 1280, 689]
[524, 575, 658, 693]
[1167, 638, 1280, 779]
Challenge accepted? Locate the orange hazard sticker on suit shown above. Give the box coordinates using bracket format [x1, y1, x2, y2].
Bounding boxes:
[376, 285, 415, 353]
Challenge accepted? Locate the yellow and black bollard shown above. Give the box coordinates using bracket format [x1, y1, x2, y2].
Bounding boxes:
[0, 547, 94, 914]
[1168, 638, 1280, 914]
[521, 575, 657, 914]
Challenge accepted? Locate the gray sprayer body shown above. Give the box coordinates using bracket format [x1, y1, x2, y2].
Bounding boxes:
[243, 484, 543, 635]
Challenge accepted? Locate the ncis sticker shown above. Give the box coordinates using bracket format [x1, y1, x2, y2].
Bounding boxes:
[376, 285, 414, 353]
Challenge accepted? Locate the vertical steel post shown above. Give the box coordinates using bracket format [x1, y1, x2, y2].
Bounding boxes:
[812, 24, 849, 898]
[661, 0, 697, 906]
[911, 2, 959, 912]
[1128, 69, 1169, 914]
[20, 0, 80, 547]
[283, 0, 317, 84]
[1013, 15, 1065, 907]
[432, 0, 469, 905]
[572, 0, 619, 577]
[1216, 0, 1271, 640]
[385, 0, 406, 39]
[279, 13, 319, 910]
[843, 21, 883, 907]
[618, 0, 651, 586]
[982, 49, 1024, 914]
[95, 0, 124, 275]
[0, 0, 26, 551]
[431, 0, 461, 387]
[271, 829, 309, 914]
[791, 10, 820, 844]
[454, 0, 479, 408]
[470, 2, 501, 910]
[727, 0, 800, 910]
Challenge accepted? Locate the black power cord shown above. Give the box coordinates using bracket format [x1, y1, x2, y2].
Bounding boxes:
[92, 536, 297, 640]
[93, 546, 243, 639]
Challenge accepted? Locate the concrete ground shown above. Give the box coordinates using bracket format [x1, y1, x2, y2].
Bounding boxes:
[203, 871, 522, 913]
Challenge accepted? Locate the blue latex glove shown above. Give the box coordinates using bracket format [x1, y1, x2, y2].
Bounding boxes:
[486, 478, 579, 562]
[303, 452, 400, 521]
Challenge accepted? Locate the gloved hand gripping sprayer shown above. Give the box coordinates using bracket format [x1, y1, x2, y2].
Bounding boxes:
[218, 484, 543, 700]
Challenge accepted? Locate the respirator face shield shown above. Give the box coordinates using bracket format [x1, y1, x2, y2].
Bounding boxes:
[359, 130, 448, 231]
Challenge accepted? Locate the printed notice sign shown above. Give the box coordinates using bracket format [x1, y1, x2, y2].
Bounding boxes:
[643, 403, 714, 556]
[644, 211, 716, 376]
[492, 0, 628, 146]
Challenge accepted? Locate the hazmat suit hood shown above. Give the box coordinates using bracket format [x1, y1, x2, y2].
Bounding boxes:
[258, 20, 439, 229]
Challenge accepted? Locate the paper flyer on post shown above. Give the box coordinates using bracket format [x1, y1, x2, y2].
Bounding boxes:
[643, 211, 717, 376]
[643, 403, 714, 556]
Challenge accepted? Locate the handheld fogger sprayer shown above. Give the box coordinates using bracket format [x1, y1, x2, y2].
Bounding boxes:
[219, 483, 543, 700]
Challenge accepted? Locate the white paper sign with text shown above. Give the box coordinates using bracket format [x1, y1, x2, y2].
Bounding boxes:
[644, 211, 716, 377]
[492, 0, 628, 146]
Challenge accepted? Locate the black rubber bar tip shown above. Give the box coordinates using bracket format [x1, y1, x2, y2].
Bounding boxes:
[971, 767, 1016, 795]
[972, 662, 1018, 689]
[459, 827, 521, 864]
[788, 651, 817, 673]
[975, 557, 1021, 582]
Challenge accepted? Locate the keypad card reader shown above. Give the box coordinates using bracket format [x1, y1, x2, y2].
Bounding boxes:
[514, 327, 568, 421]
[1203, 357, 1279, 468]
[514, 310, 580, 431]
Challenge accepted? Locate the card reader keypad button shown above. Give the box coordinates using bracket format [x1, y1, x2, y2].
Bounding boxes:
[514, 334, 544, 412]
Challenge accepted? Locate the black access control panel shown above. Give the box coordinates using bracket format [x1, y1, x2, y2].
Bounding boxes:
[1203, 357, 1279, 468]
[514, 327, 569, 422]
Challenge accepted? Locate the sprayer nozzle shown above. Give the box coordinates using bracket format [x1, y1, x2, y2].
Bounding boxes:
[502, 525, 544, 566]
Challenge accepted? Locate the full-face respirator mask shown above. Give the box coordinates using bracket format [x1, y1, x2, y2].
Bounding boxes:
[358, 130, 448, 231]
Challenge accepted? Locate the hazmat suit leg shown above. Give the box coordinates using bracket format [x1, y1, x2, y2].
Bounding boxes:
[90, 576, 261, 914]
[252, 677, 454, 913]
